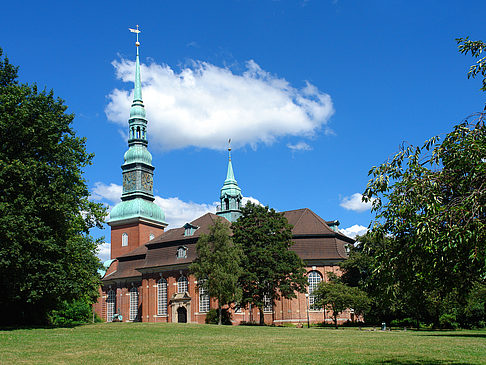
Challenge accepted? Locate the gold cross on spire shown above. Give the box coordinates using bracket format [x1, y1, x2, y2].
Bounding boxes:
[129, 25, 141, 47]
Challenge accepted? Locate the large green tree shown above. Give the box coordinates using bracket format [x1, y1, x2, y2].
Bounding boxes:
[363, 116, 485, 322]
[189, 219, 242, 325]
[0, 48, 106, 325]
[232, 202, 307, 325]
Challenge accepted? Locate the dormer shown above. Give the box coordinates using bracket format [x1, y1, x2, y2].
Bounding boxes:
[183, 223, 199, 237]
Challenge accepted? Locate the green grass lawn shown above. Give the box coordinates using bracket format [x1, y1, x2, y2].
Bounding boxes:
[1, 323, 485, 364]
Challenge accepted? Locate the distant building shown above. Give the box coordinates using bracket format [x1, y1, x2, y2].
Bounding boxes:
[93, 39, 355, 325]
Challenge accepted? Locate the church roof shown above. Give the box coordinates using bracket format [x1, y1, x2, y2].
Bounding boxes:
[141, 213, 226, 269]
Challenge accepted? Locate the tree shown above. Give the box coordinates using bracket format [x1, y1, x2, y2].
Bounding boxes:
[232, 202, 307, 325]
[190, 219, 242, 325]
[456, 37, 486, 108]
[363, 114, 485, 320]
[313, 274, 370, 328]
[0, 48, 106, 325]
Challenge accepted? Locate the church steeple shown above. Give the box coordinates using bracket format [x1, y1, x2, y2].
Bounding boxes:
[217, 139, 243, 222]
[108, 26, 167, 259]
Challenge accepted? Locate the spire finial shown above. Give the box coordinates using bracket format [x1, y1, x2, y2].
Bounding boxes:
[129, 25, 141, 54]
[228, 138, 232, 161]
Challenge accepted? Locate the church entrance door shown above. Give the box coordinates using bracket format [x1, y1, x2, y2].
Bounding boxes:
[177, 306, 187, 323]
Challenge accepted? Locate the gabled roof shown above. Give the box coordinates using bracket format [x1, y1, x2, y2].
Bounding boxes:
[147, 213, 226, 246]
[283, 208, 354, 242]
[103, 208, 353, 282]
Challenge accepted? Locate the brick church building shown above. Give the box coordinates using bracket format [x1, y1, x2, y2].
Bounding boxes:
[93, 36, 355, 325]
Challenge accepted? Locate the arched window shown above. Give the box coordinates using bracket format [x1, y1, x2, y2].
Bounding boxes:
[136, 126, 141, 139]
[308, 270, 322, 311]
[177, 276, 188, 294]
[199, 284, 210, 313]
[106, 289, 116, 322]
[122, 233, 128, 247]
[157, 278, 167, 316]
[224, 198, 229, 210]
[129, 287, 139, 321]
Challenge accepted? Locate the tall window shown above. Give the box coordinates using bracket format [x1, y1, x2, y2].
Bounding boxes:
[308, 271, 322, 310]
[122, 233, 128, 247]
[199, 285, 210, 313]
[129, 287, 139, 321]
[177, 276, 188, 294]
[263, 294, 272, 313]
[157, 278, 167, 315]
[106, 289, 116, 322]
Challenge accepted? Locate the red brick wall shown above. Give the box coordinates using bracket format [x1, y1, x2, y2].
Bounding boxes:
[110, 221, 164, 259]
[96, 264, 359, 325]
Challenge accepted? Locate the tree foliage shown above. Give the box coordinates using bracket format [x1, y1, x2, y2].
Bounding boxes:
[363, 115, 485, 311]
[190, 219, 242, 325]
[0, 48, 106, 325]
[456, 37, 486, 108]
[232, 202, 307, 325]
[313, 274, 370, 328]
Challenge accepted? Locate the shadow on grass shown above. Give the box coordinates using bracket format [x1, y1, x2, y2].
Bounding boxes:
[421, 332, 486, 339]
[381, 360, 472, 365]
[0, 323, 86, 331]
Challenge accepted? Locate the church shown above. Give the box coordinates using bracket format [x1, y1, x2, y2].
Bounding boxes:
[93, 36, 355, 325]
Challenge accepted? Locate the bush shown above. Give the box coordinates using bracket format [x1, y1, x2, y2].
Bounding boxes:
[48, 300, 93, 327]
[439, 313, 459, 329]
[390, 318, 416, 328]
[204, 308, 232, 325]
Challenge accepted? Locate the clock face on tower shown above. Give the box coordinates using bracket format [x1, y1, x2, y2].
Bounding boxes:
[141, 172, 153, 192]
[123, 171, 136, 191]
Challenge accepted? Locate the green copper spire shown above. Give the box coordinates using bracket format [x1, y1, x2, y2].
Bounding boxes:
[217, 139, 243, 222]
[109, 26, 167, 226]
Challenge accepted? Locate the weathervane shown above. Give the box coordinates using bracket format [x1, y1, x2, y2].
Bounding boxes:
[129, 25, 141, 47]
[228, 138, 232, 161]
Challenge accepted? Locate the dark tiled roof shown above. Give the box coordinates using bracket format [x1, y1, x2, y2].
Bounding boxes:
[104, 209, 353, 280]
[103, 257, 144, 281]
[142, 213, 226, 269]
[116, 244, 147, 259]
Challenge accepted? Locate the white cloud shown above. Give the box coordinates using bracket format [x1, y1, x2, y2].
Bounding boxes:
[242, 196, 263, 206]
[96, 242, 111, 262]
[91, 182, 122, 205]
[154, 196, 218, 228]
[340, 224, 368, 239]
[340, 193, 373, 213]
[105, 58, 334, 151]
[287, 141, 312, 151]
[91, 182, 261, 228]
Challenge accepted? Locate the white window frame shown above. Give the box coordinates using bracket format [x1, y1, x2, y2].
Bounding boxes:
[177, 276, 188, 294]
[129, 287, 139, 321]
[157, 278, 167, 316]
[199, 285, 210, 313]
[122, 233, 128, 247]
[263, 294, 273, 313]
[106, 289, 116, 322]
[176, 246, 187, 259]
[308, 270, 322, 311]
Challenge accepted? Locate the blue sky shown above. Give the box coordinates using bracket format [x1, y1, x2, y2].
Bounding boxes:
[2, 1, 485, 260]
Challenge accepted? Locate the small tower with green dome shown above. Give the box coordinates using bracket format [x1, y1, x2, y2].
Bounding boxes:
[216, 141, 243, 222]
[108, 26, 168, 259]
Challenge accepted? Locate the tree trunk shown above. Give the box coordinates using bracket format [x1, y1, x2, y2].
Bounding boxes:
[259, 307, 265, 326]
[334, 314, 338, 329]
[218, 304, 222, 325]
